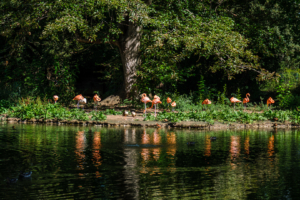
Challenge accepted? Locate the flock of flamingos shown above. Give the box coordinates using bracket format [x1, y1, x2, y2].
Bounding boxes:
[52, 93, 276, 116]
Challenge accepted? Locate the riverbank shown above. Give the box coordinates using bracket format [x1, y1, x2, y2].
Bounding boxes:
[1, 114, 298, 130]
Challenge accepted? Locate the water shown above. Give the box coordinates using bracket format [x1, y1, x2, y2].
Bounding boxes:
[0, 124, 300, 199]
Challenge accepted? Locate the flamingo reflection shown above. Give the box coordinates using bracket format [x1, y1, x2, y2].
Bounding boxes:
[204, 135, 211, 157]
[244, 136, 250, 155]
[141, 129, 151, 164]
[167, 132, 176, 156]
[140, 129, 162, 173]
[230, 136, 240, 161]
[268, 135, 275, 158]
[153, 130, 161, 161]
[75, 131, 86, 175]
[93, 131, 102, 172]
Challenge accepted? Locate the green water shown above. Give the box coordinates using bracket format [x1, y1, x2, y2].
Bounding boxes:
[0, 124, 300, 199]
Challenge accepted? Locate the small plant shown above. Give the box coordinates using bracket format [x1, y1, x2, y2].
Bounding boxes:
[103, 109, 122, 115]
[90, 111, 107, 121]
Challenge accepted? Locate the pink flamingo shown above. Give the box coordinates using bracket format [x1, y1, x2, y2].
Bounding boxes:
[53, 95, 59, 104]
[141, 93, 152, 115]
[167, 97, 172, 110]
[230, 97, 241, 110]
[73, 94, 84, 109]
[171, 101, 176, 112]
[202, 99, 211, 110]
[148, 95, 162, 117]
[243, 93, 250, 109]
[267, 97, 275, 109]
[93, 94, 101, 110]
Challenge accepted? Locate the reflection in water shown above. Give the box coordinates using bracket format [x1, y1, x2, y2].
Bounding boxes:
[204, 135, 211, 157]
[141, 129, 150, 144]
[268, 135, 275, 158]
[75, 131, 86, 174]
[230, 136, 240, 169]
[153, 130, 161, 161]
[1, 125, 300, 199]
[244, 136, 250, 155]
[123, 129, 139, 199]
[93, 131, 102, 178]
[167, 132, 176, 156]
[230, 136, 240, 160]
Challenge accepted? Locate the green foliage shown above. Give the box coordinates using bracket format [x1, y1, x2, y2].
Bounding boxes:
[197, 76, 205, 102]
[102, 109, 122, 115]
[218, 84, 227, 105]
[90, 111, 107, 121]
[6, 97, 107, 121]
[144, 107, 300, 124]
[0, 100, 12, 114]
[120, 99, 132, 106]
[236, 88, 242, 101]
[0, 0, 279, 99]
[276, 80, 293, 108]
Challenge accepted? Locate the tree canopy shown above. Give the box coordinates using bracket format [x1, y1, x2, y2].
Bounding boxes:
[1, 0, 299, 101]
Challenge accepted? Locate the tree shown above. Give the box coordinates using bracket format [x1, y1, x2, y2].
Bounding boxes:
[0, 0, 276, 97]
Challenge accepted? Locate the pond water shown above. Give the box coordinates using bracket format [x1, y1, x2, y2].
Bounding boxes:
[0, 124, 300, 199]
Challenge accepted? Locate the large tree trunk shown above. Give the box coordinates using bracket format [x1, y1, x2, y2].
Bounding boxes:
[118, 19, 141, 98]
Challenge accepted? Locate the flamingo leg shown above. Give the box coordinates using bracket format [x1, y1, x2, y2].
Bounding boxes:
[234, 103, 236, 110]
[144, 103, 146, 115]
[77, 101, 79, 109]
[155, 104, 156, 117]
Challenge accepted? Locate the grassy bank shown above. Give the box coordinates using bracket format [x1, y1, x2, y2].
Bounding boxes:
[1, 97, 300, 125]
[144, 108, 300, 124]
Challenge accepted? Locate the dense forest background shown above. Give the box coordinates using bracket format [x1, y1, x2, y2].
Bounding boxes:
[1, 0, 300, 108]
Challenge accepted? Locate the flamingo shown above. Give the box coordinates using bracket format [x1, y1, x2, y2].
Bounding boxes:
[154, 95, 161, 110]
[202, 99, 211, 110]
[267, 97, 275, 109]
[148, 95, 162, 117]
[79, 98, 87, 110]
[230, 97, 241, 110]
[202, 99, 211, 105]
[243, 93, 250, 109]
[93, 94, 101, 110]
[73, 94, 84, 109]
[141, 93, 152, 115]
[53, 95, 59, 104]
[171, 101, 176, 112]
[167, 97, 172, 110]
